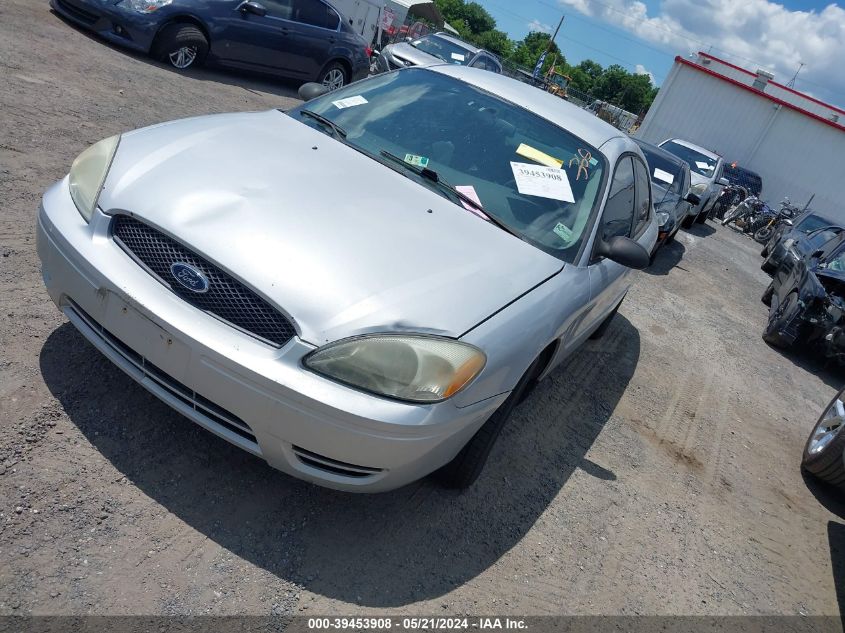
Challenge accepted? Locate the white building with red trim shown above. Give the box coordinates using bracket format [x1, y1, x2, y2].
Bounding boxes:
[636, 52, 844, 216]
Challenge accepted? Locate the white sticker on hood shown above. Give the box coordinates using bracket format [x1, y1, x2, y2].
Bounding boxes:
[653, 168, 675, 184]
[451, 53, 466, 62]
[510, 162, 575, 203]
[332, 95, 368, 109]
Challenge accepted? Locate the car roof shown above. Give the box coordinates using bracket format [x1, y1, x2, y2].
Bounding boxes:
[427, 65, 627, 150]
[428, 32, 482, 54]
[662, 138, 722, 159]
[632, 139, 688, 169]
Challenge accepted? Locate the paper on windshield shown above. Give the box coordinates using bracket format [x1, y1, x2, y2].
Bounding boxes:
[332, 95, 368, 109]
[404, 154, 429, 168]
[695, 160, 710, 170]
[455, 185, 489, 219]
[515, 143, 563, 168]
[653, 168, 675, 184]
[451, 53, 465, 62]
[510, 162, 575, 203]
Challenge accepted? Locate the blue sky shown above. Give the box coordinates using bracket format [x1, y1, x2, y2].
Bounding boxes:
[475, 0, 845, 107]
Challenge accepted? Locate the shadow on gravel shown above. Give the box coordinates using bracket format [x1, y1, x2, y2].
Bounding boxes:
[772, 346, 843, 391]
[40, 315, 639, 607]
[644, 239, 685, 276]
[684, 222, 716, 238]
[50, 9, 302, 102]
[828, 522, 845, 628]
[803, 471, 845, 521]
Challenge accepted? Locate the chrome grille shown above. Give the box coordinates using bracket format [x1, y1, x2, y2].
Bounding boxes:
[112, 215, 296, 347]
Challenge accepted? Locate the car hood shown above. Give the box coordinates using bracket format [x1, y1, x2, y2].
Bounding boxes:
[99, 110, 562, 345]
[689, 171, 709, 186]
[384, 42, 447, 67]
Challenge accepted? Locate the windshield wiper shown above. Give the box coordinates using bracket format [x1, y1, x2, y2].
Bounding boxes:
[378, 150, 521, 239]
[299, 109, 347, 139]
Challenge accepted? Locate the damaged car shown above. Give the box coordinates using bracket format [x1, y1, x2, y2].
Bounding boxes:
[763, 231, 845, 360]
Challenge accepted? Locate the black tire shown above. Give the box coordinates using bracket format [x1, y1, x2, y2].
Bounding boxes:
[762, 291, 797, 349]
[801, 388, 845, 488]
[317, 61, 349, 91]
[434, 355, 546, 489]
[761, 282, 774, 307]
[153, 23, 208, 70]
[681, 214, 695, 229]
[695, 210, 707, 224]
[754, 226, 775, 244]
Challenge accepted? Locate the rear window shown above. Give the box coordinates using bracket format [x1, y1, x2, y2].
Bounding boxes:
[798, 213, 839, 234]
[722, 164, 762, 195]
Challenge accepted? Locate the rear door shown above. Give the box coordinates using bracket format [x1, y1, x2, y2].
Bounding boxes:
[284, 0, 340, 79]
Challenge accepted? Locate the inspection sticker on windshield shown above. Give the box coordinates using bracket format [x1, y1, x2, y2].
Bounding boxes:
[653, 168, 675, 184]
[451, 53, 465, 62]
[404, 154, 430, 168]
[553, 222, 573, 242]
[332, 95, 368, 109]
[510, 162, 575, 203]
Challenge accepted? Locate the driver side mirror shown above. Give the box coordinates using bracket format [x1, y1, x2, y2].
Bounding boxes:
[298, 82, 330, 101]
[240, 1, 267, 16]
[717, 177, 729, 186]
[685, 192, 701, 205]
[596, 236, 651, 270]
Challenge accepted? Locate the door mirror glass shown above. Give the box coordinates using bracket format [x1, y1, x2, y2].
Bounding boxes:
[298, 82, 330, 101]
[685, 192, 701, 205]
[717, 177, 729, 186]
[240, 1, 267, 16]
[597, 236, 651, 270]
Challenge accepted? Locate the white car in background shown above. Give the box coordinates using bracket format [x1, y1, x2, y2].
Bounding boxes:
[658, 138, 726, 226]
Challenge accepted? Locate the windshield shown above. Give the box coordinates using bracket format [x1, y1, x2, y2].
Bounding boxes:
[798, 213, 839, 234]
[287, 69, 607, 263]
[660, 140, 718, 178]
[410, 34, 474, 65]
[637, 146, 683, 194]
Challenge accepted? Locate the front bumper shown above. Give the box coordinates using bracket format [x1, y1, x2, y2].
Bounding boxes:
[50, 0, 160, 53]
[37, 180, 506, 492]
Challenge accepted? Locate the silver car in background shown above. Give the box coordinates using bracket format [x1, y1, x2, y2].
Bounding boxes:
[658, 138, 726, 224]
[37, 65, 655, 492]
[373, 32, 502, 74]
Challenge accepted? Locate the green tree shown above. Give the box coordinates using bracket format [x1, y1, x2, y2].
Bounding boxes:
[511, 31, 561, 75]
[474, 29, 513, 59]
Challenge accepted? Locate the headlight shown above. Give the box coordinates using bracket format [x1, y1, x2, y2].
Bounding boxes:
[304, 334, 486, 403]
[656, 211, 670, 226]
[689, 183, 707, 197]
[68, 135, 120, 223]
[117, 0, 173, 13]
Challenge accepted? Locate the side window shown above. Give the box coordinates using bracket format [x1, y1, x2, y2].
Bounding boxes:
[470, 55, 488, 70]
[633, 157, 652, 236]
[325, 5, 340, 30]
[293, 0, 328, 27]
[601, 157, 636, 242]
[262, 0, 293, 19]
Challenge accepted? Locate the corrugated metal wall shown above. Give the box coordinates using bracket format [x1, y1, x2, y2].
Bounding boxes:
[636, 63, 844, 217]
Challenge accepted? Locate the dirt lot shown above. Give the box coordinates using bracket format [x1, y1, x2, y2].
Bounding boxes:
[1, 0, 844, 621]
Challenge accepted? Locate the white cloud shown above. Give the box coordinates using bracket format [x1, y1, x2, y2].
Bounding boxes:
[557, 0, 845, 106]
[634, 63, 655, 83]
[527, 19, 554, 33]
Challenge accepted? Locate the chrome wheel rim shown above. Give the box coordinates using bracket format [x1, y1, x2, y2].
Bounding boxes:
[169, 46, 197, 69]
[809, 396, 845, 454]
[322, 68, 345, 90]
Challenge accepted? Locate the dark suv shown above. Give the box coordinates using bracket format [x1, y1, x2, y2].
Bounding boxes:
[51, 0, 370, 89]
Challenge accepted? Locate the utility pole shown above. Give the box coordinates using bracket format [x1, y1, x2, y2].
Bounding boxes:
[786, 62, 804, 88]
[532, 15, 564, 80]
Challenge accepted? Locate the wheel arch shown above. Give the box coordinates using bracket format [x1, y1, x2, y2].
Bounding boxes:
[153, 14, 211, 50]
[318, 56, 352, 81]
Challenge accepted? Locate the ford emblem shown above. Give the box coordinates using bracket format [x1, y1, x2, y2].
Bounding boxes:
[170, 262, 209, 293]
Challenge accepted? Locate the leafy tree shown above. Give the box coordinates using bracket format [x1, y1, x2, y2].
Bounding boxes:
[511, 31, 561, 75]
[474, 29, 513, 59]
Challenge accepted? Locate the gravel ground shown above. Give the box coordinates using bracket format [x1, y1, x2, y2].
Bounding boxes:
[1, 0, 843, 620]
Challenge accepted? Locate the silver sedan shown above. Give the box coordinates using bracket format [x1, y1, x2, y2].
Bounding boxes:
[37, 65, 656, 492]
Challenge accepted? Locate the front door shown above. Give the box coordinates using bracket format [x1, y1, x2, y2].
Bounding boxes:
[215, 0, 300, 74]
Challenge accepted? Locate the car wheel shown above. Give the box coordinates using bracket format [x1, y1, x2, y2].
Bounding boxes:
[695, 210, 708, 224]
[802, 388, 845, 488]
[153, 24, 208, 70]
[762, 291, 797, 348]
[318, 62, 348, 91]
[761, 282, 774, 307]
[681, 215, 695, 229]
[434, 354, 547, 489]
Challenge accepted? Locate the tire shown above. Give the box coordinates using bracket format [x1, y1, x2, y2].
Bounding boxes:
[317, 61, 348, 91]
[153, 24, 208, 70]
[754, 226, 775, 244]
[681, 214, 695, 229]
[761, 282, 774, 307]
[802, 388, 845, 488]
[762, 291, 798, 349]
[434, 355, 546, 489]
[695, 210, 707, 224]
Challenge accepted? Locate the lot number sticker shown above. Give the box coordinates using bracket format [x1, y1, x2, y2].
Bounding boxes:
[653, 168, 675, 185]
[332, 95, 368, 109]
[451, 53, 466, 62]
[510, 162, 575, 203]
